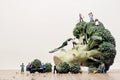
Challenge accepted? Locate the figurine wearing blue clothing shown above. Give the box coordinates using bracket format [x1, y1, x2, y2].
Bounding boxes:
[88, 12, 94, 22]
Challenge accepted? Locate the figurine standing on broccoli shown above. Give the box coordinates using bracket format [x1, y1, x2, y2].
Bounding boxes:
[88, 12, 94, 22]
[79, 13, 84, 22]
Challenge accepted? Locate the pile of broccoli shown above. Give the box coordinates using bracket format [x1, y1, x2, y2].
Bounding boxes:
[28, 59, 52, 73]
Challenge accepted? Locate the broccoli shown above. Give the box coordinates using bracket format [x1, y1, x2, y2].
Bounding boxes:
[31, 59, 41, 68]
[73, 21, 87, 38]
[53, 20, 116, 72]
[28, 59, 42, 73]
[45, 63, 52, 72]
[56, 62, 70, 73]
[70, 63, 81, 73]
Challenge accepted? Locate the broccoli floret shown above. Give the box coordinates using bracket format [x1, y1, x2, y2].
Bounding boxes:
[73, 21, 87, 38]
[70, 63, 81, 73]
[31, 59, 41, 68]
[98, 42, 115, 53]
[86, 22, 105, 37]
[56, 62, 70, 73]
[45, 63, 52, 72]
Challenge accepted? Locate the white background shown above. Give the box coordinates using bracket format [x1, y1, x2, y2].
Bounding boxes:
[0, 0, 120, 70]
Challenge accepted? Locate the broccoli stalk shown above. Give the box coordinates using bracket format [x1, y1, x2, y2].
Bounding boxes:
[54, 48, 102, 66]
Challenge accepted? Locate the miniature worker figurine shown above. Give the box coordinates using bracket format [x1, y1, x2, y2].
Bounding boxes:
[72, 38, 78, 48]
[42, 63, 46, 73]
[95, 19, 99, 26]
[88, 12, 94, 22]
[53, 65, 57, 74]
[99, 63, 105, 73]
[79, 13, 83, 22]
[20, 63, 25, 73]
[26, 62, 32, 71]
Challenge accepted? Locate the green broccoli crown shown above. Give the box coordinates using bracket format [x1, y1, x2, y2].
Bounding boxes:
[45, 63, 52, 72]
[73, 21, 87, 38]
[31, 59, 41, 68]
[73, 21, 116, 72]
[56, 62, 70, 73]
[70, 63, 81, 73]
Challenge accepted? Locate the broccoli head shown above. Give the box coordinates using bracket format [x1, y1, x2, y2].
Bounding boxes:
[45, 63, 52, 72]
[70, 63, 81, 73]
[73, 21, 87, 38]
[53, 20, 116, 72]
[31, 59, 41, 68]
[56, 62, 70, 73]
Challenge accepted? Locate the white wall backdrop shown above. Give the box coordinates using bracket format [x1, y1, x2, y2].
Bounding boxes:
[0, 0, 120, 70]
